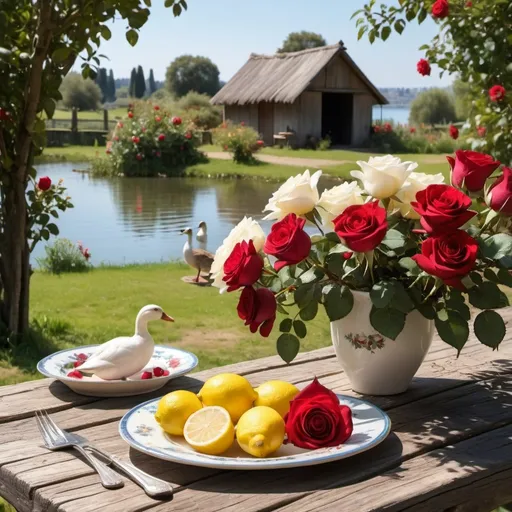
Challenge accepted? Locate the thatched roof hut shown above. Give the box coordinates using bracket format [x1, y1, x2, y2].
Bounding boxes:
[211, 42, 387, 147]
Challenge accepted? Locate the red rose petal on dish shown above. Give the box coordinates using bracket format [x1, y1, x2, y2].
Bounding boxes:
[67, 370, 83, 379]
[141, 371, 153, 380]
[153, 367, 165, 377]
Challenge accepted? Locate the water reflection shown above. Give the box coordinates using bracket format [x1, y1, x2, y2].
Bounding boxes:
[33, 163, 339, 265]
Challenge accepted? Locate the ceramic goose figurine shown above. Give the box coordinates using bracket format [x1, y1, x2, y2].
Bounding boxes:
[196, 221, 208, 250]
[78, 305, 174, 380]
[181, 227, 214, 282]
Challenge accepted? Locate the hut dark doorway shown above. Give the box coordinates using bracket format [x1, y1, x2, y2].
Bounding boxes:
[258, 102, 274, 145]
[321, 93, 353, 145]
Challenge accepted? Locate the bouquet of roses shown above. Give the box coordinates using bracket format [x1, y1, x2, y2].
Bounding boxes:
[212, 151, 511, 362]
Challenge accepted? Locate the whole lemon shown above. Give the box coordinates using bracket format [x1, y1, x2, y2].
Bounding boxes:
[197, 373, 257, 424]
[254, 380, 300, 417]
[154, 390, 202, 436]
[236, 406, 285, 458]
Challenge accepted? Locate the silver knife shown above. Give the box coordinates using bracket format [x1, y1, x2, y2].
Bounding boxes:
[69, 432, 173, 500]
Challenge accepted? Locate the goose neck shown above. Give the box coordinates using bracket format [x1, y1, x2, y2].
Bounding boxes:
[135, 313, 151, 337]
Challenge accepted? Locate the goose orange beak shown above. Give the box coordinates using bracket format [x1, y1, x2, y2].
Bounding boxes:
[161, 312, 174, 322]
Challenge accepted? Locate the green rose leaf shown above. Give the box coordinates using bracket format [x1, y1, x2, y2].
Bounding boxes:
[381, 229, 406, 250]
[325, 232, 341, 243]
[294, 284, 315, 309]
[483, 268, 499, 283]
[293, 319, 307, 339]
[299, 266, 324, 285]
[299, 300, 318, 321]
[126, 29, 139, 47]
[369, 306, 406, 340]
[481, 234, 512, 269]
[390, 282, 414, 314]
[445, 296, 471, 322]
[276, 333, 300, 363]
[398, 257, 418, 272]
[323, 284, 354, 322]
[468, 281, 504, 309]
[473, 310, 506, 349]
[279, 318, 292, 333]
[435, 310, 469, 355]
[497, 268, 512, 288]
[46, 223, 59, 236]
[470, 272, 483, 285]
[370, 281, 395, 308]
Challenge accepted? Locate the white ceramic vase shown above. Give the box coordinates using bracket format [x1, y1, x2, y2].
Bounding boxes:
[330, 291, 434, 395]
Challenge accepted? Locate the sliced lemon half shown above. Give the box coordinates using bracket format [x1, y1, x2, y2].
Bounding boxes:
[183, 406, 235, 455]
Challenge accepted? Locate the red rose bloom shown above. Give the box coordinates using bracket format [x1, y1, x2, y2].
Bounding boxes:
[117, 122, 123, 128]
[432, 0, 449, 18]
[136, 153, 143, 161]
[383, 122, 392, 133]
[154, 105, 160, 111]
[487, 167, 512, 216]
[373, 125, 381, 133]
[223, 240, 264, 292]
[410, 127, 417, 134]
[240, 121, 245, 126]
[447, 150, 501, 192]
[257, 140, 264, 146]
[132, 135, 140, 144]
[284, 378, 353, 449]
[417, 59, 431, 76]
[237, 286, 276, 337]
[185, 132, 192, 139]
[158, 134, 165, 141]
[477, 127, 486, 137]
[155, 151, 161, 158]
[37, 176, 52, 191]
[465, 0, 472, 6]
[449, 125, 459, 140]
[264, 214, 311, 271]
[333, 201, 387, 253]
[411, 184, 476, 234]
[489, 85, 506, 102]
[412, 231, 478, 289]
[128, 111, 134, 119]
[155, 116, 162, 122]
[172, 116, 182, 125]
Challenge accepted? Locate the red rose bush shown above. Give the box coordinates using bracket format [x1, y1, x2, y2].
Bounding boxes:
[212, 156, 511, 361]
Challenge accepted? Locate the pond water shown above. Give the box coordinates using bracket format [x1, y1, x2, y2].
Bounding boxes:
[372, 106, 410, 125]
[33, 163, 339, 266]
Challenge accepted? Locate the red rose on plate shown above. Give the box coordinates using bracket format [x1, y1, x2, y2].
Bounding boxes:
[489, 85, 506, 102]
[487, 167, 512, 215]
[333, 201, 387, 253]
[431, 0, 449, 18]
[411, 184, 476, 234]
[417, 59, 431, 76]
[264, 213, 311, 271]
[223, 239, 264, 292]
[237, 286, 276, 337]
[284, 378, 353, 449]
[412, 231, 478, 289]
[449, 125, 459, 140]
[37, 176, 52, 191]
[447, 150, 501, 192]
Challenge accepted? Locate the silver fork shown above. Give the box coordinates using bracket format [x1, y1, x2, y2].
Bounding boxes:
[35, 410, 124, 489]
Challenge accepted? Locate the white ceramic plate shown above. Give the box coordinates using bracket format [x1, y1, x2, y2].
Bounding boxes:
[37, 345, 198, 397]
[119, 395, 391, 470]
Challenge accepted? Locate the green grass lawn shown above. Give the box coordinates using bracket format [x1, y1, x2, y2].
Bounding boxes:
[0, 263, 332, 386]
[50, 107, 127, 121]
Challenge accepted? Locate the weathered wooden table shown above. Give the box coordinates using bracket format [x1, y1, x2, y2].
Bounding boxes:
[1, 308, 511, 512]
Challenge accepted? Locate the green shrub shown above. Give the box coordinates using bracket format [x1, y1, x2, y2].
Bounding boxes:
[409, 88, 457, 126]
[101, 101, 207, 177]
[213, 121, 263, 163]
[317, 136, 332, 151]
[177, 92, 222, 130]
[37, 239, 92, 275]
[60, 72, 102, 111]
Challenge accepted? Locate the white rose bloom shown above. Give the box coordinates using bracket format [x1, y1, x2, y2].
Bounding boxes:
[391, 172, 445, 219]
[210, 216, 265, 292]
[263, 169, 322, 220]
[350, 155, 418, 199]
[317, 181, 364, 228]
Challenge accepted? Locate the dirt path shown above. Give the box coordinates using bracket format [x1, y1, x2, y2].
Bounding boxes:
[206, 152, 346, 168]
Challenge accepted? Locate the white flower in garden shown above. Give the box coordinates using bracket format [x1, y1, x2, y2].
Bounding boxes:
[317, 182, 364, 228]
[392, 172, 445, 219]
[350, 155, 418, 199]
[211, 216, 265, 292]
[263, 169, 322, 220]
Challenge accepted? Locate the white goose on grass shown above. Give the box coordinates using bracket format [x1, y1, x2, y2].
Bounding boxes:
[181, 227, 214, 282]
[196, 220, 208, 250]
[78, 305, 174, 380]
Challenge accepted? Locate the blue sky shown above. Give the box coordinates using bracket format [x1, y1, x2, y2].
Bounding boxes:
[97, 0, 451, 88]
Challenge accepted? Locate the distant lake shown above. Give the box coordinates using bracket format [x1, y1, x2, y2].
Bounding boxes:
[372, 106, 410, 125]
[33, 163, 340, 266]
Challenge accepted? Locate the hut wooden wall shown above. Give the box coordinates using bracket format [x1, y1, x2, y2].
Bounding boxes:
[307, 55, 367, 92]
[298, 92, 322, 144]
[224, 104, 258, 128]
[352, 94, 374, 146]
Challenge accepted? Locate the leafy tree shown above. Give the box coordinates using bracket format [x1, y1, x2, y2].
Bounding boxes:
[0, 0, 188, 337]
[95, 67, 108, 103]
[135, 65, 146, 98]
[277, 31, 327, 53]
[166, 55, 220, 97]
[353, 0, 511, 163]
[453, 78, 473, 121]
[177, 91, 222, 129]
[60, 72, 102, 110]
[148, 69, 157, 95]
[409, 88, 457, 126]
[129, 67, 137, 97]
[107, 69, 116, 103]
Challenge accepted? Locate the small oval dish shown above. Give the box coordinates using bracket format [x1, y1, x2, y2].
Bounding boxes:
[37, 345, 198, 397]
